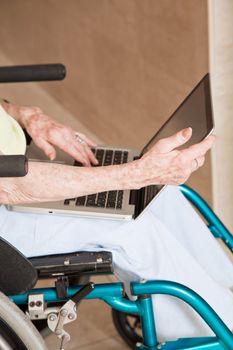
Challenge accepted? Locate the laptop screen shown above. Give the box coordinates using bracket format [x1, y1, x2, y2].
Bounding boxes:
[136, 74, 214, 218]
[140, 74, 213, 156]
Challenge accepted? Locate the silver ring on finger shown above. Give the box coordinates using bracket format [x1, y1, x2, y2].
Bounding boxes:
[194, 158, 199, 170]
[75, 133, 86, 144]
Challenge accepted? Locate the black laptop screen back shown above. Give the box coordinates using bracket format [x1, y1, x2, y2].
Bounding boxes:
[141, 74, 213, 156]
[135, 74, 213, 218]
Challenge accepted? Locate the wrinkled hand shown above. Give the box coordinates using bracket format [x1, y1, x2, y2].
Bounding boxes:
[17, 106, 98, 166]
[135, 128, 215, 187]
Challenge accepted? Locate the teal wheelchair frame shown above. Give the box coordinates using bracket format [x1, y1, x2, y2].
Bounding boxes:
[8, 185, 233, 350]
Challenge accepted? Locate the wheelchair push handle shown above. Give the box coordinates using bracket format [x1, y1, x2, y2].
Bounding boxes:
[0, 63, 66, 83]
[0, 155, 28, 177]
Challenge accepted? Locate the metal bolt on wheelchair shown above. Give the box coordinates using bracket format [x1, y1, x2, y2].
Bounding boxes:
[0, 65, 232, 349]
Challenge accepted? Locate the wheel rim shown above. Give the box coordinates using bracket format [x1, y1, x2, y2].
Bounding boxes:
[0, 318, 27, 350]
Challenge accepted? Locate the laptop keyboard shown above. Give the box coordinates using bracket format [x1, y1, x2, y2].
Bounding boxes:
[64, 149, 128, 209]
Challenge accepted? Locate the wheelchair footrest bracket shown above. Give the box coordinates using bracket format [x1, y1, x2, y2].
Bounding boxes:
[47, 299, 77, 350]
[26, 282, 95, 350]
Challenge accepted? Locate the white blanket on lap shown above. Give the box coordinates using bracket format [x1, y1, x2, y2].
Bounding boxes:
[0, 186, 232, 341]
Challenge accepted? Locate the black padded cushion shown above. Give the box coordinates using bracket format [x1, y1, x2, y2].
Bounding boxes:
[0, 238, 38, 295]
[29, 251, 113, 278]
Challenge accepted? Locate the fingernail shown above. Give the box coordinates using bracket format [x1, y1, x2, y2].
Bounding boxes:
[182, 127, 192, 139]
[49, 154, 55, 160]
[94, 158, 99, 165]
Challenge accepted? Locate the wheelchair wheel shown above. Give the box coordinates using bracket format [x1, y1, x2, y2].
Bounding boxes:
[0, 291, 47, 350]
[0, 317, 27, 349]
[112, 309, 143, 349]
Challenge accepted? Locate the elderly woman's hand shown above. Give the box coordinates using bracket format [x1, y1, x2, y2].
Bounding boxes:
[5, 103, 98, 166]
[132, 128, 215, 188]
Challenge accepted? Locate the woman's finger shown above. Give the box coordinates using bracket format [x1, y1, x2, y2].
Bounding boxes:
[153, 128, 192, 153]
[65, 142, 91, 166]
[75, 132, 97, 147]
[37, 125, 97, 166]
[46, 128, 91, 165]
[73, 136, 98, 165]
[83, 144, 98, 165]
[34, 138, 56, 160]
[191, 156, 205, 172]
[183, 135, 216, 161]
[73, 141, 97, 166]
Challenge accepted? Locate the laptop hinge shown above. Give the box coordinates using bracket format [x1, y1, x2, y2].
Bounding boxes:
[129, 189, 138, 205]
[133, 187, 145, 219]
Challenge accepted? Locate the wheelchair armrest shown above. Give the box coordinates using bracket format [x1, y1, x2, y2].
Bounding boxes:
[29, 251, 113, 279]
[0, 238, 38, 295]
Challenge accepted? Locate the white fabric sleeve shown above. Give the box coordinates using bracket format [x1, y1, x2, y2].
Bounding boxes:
[0, 104, 26, 155]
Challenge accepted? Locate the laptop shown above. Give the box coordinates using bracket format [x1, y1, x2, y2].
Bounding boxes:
[8, 74, 214, 220]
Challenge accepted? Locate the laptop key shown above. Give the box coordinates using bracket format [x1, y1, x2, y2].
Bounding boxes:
[116, 201, 122, 209]
[87, 194, 97, 200]
[97, 192, 107, 200]
[75, 196, 86, 206]
[107, 191, 117, 201]
[107, 202, 116, 209]
[106, 191, 117, 209]
[96, 149, 104, 166]
[115, 151, 122, 156]
[116, 190, 124, 209]
[86, 194, 97, 205]
[97, 192, 107, 207]
[86, 202, 98, 207]
[113, 151, 122, 164]
[104, 150, 113, 166]
[97, 201, 105, 207]
[64, 199, 70, 205]
[97, 191, 107, 198]
[123, 151, 128, 163]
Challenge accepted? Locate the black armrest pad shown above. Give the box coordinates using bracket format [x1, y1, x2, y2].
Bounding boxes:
[0, 238, 37, 295]
[29, 251, 113, 278]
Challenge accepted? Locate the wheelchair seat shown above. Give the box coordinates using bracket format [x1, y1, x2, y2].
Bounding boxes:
[0, 235, 112, 299]
[28, 251, 113, 299]
[29, 251, 113, 279]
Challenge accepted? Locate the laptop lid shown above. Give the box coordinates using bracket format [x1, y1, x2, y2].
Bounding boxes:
[134, 73, 214, 218]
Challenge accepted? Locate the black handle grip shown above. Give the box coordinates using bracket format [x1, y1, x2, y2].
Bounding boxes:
[71, 282, 95, 304]
[0, 64, 66, 83]
[0, 155, 28, 177]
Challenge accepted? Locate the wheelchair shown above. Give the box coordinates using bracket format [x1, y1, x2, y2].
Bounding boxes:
[0, 64, 232, 349]
[0, 184, 232, 350]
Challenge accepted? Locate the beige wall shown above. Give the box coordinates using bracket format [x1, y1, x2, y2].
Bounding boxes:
[208, 0, 233, 230]
[0, 0, 211, 201]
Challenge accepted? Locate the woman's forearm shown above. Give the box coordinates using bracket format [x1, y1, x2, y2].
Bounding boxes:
[0, 129, 215, 205]
[0, 161, 141, 204]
